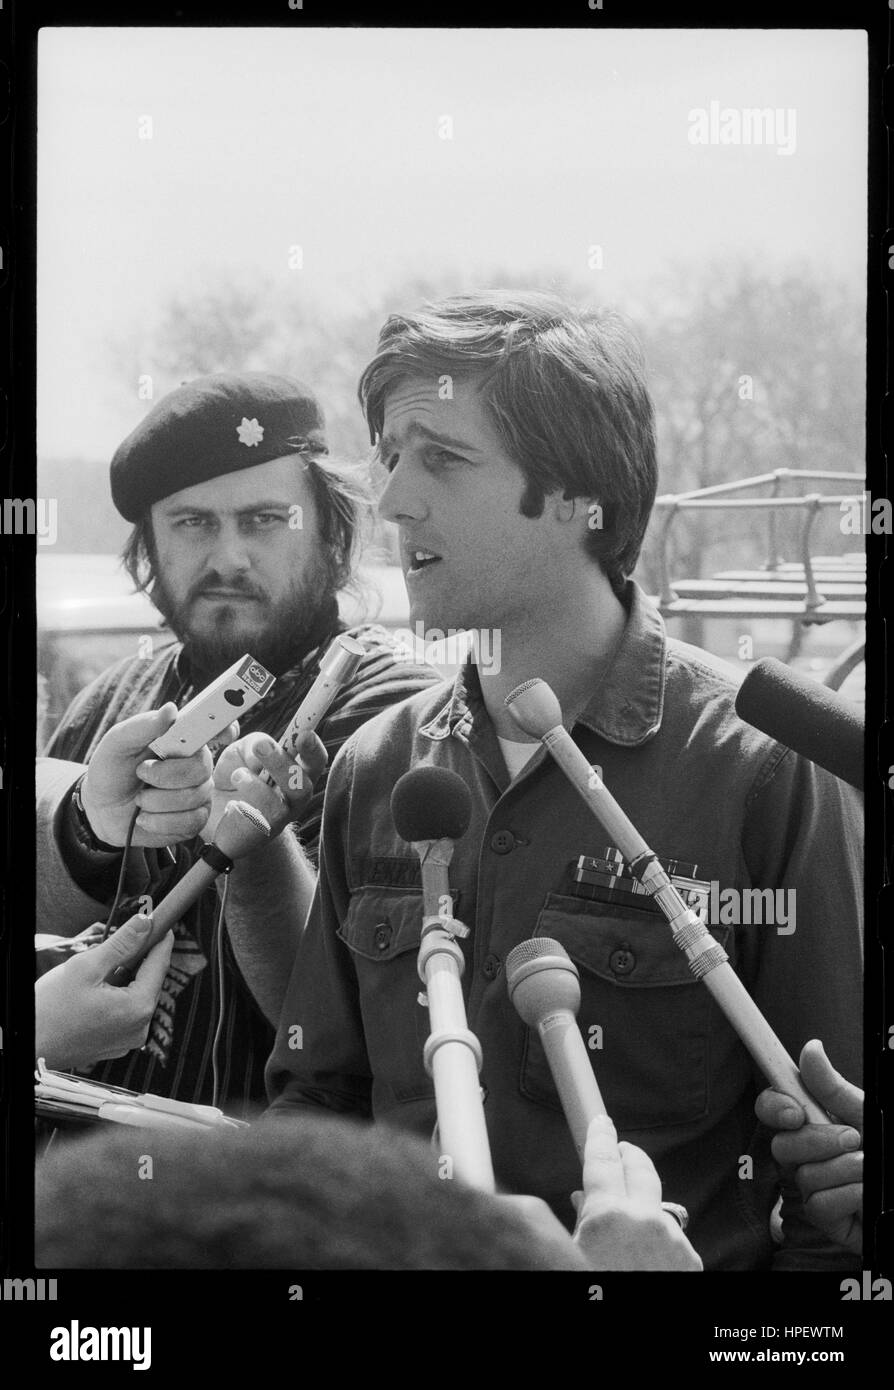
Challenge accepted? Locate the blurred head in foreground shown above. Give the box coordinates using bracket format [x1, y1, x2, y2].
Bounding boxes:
[36, 1114, 579, 1271]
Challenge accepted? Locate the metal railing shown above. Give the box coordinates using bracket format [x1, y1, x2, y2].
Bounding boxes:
[651, 470, 866, 682]
[654, 469, 865, 612]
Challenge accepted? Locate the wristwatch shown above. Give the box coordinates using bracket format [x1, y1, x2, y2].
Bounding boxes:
[69, 776, 121, 855]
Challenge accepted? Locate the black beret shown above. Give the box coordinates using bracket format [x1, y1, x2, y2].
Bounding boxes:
[110, 372, 328, 522]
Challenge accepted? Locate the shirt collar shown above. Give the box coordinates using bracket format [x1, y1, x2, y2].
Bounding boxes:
[419, 580, 667, 748]
[420, 660, 483, 742]
[169, 643, 191, 691]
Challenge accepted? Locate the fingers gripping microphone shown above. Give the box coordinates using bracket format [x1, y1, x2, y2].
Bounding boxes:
[505, 678, 830, 1126]
[391, 767, 496, 1192]
[259, 635, 366, 786]
[506, 938, 607, 1161]
[735, 658, 864, 791]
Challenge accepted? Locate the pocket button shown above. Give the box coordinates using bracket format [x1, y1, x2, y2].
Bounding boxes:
[609, 946, 636, 976]
[373, 922, 393, 952]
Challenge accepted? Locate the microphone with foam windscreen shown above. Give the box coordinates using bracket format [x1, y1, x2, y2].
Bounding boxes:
[505, 677, 830, 1126]
[506, 938, 607, 1161]
[735, 658, 864, 791]
[391, 766, 495, 1192]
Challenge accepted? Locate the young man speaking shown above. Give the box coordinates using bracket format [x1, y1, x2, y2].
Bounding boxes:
[258, 293, 862, 1270]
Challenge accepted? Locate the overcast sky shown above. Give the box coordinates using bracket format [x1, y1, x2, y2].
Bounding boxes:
[37, 27, 867, 460]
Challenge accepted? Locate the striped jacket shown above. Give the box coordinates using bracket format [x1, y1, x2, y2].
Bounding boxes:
[45, 618, 444, 1117]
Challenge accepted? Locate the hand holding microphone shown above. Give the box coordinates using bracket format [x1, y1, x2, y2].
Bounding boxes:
[571, 1115, 703, 1271]
[204, 634, 363, 841]
[755, 1040, 863, 1252]
[505, 937, 700, 1267]
[79, 705, 224, 849]
[491, 1130, 703, 1272]
[207, 729, 327, 844]
[258, 634, 365, 776]
[36, 912, 174, 1070]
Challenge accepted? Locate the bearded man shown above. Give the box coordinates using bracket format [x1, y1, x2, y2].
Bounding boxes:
[44, 372, 441, 1115]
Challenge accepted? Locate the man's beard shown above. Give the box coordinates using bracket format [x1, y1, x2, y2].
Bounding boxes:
[150, 557, 337, 680]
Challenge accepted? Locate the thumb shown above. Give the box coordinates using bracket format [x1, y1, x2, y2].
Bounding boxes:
[90, 913, 154, 975]
[799, 1040, 863, 1129]
[102, 703, 179, 756]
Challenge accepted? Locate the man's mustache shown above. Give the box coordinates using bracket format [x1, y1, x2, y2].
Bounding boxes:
[188, 577, 267, 603]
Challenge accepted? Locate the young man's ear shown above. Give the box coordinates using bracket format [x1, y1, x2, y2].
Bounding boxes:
[551, 488, 578, 523]
[551, 490, 605, 531]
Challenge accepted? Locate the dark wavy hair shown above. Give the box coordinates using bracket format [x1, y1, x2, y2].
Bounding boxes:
[358, 291, 658, 592]
[37, 1115, 582, 1270]
[121, 450, 373, 606]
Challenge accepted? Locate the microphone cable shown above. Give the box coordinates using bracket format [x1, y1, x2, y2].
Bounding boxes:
[100, 808, 140, 942]
[210, 875, 230, 1112]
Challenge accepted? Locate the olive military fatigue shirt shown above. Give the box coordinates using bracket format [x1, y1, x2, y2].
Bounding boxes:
[266, 583, 863, 1269]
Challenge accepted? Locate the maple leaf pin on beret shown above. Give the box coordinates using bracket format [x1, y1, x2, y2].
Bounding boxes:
[237, 417, 265, 447]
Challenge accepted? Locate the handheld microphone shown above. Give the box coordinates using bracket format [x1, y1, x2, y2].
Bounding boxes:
[505, 678, 830, 1126]
[148, 655, 275, 759]
[506, 938, 607, 1161]
[735, 658, 863, 791]
[120, 800, 271, 967]
[258, 634, 366, 786]
[390, 766, 495, 1192]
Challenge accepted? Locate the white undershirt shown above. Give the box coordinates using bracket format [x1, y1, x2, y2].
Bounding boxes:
[497, 736, 540, 780]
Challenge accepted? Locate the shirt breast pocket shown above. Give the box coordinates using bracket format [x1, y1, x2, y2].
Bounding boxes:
[337, 887, 433, 1105]
[520, 893, 729, 1131]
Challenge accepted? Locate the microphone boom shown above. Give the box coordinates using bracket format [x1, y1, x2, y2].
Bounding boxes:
[390, 767, 495, 1192]
[505, 678, 831, 1127]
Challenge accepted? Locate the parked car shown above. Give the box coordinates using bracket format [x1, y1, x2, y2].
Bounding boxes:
[37, 554, 459, 748]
